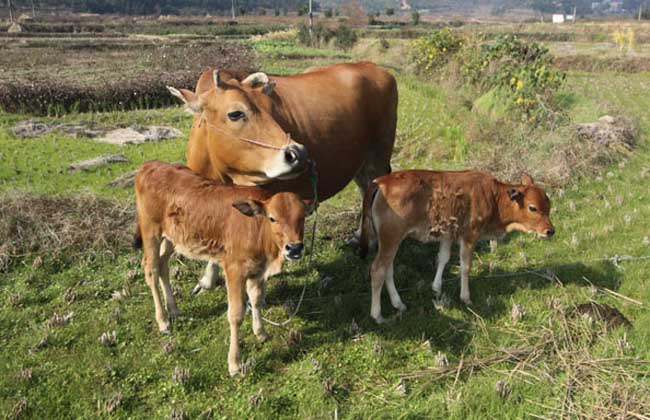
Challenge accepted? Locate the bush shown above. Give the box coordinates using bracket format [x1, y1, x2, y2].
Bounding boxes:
[410, 28, 464, 74]
[275, 8, 280, 16]
[297, 24, 357, 51]
[334, 25, 358, 50]
[386, 8, 395, 16]
[411, 11, 420, 25]
[460, 34, 566, 122]
[324, 8, 333, 18]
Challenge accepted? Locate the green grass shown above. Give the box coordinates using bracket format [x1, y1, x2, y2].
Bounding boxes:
[2, 35, 650, 419]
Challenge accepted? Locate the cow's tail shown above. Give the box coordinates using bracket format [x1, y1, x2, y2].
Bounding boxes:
[133, 216, 143, 250]
[359, 181, 380, 259]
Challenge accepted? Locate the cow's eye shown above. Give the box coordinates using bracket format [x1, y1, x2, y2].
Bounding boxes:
[528, 205, 538, 213]
[228, 110, 245, 121]
[269, 216, 276, 223]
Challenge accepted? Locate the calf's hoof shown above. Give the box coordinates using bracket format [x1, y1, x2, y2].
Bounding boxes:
[228, 367, 241, 377]
[395, 302, 407, 313]
[159, 327, 171, 335]
[256, 332, 270, 343]
[372, 315, 386, 325]
[460, 295, 473, 306]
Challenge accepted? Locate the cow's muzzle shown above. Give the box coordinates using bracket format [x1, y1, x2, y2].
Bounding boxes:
[284, 242, 304, 260]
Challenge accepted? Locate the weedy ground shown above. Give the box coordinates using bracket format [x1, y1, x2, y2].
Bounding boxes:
[1, 22, 650, 419]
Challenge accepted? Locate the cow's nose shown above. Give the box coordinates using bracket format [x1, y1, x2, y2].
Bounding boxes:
[284, 144, 308, 168]
[285, 243, 304, 253]
[546, 228, 555, 237]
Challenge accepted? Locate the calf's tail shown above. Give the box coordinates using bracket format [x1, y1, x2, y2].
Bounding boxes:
[133, 216, 143, 250]
[359, 181, 379, 259]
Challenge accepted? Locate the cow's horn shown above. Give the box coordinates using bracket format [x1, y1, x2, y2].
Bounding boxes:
[242, 72, 270, 87]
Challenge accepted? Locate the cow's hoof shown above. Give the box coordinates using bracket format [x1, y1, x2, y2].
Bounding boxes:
[159, 327, 171, 335]
[169, 310, 180, 322]
[192, 283, 206, 296]
[372, 315, 386, 325]
[346, 236, 360, 247]
[256, 332, 270, 343]
[461, 296, 473, 306]
[395, 302, 407, 313]
[228, 368, 241, 377]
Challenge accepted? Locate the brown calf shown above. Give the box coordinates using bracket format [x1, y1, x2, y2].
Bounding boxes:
[134, 161, 307, 376]
[360, 170, 554, 324]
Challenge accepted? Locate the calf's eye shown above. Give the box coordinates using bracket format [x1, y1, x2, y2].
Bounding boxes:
[528, 205, 538, 213]
[228, 110, 245, 121]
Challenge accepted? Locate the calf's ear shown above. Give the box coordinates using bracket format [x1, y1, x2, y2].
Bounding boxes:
[521, 173, 534, 186]
[233, 200, 266, 217]
[167, 86, 202, 114]
[508, 188, 523, 201]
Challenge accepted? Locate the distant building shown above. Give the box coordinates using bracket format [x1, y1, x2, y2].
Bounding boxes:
[552, 14, 565, 23]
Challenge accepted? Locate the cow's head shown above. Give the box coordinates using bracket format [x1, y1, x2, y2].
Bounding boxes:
[233, 192, 307, 261]
[505, 174, 555, 238]
[167, 69, 308, 185]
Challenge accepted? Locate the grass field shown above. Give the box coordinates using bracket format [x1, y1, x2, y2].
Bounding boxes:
[1, 19, 650, 419]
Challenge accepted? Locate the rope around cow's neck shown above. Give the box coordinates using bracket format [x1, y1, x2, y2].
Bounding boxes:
[199, 114, 290, 151]
[261, 159, 319, 328]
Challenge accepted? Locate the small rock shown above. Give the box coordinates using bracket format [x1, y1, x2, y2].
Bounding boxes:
[96, 126, 182, 146]
[69, 154, 128, 173]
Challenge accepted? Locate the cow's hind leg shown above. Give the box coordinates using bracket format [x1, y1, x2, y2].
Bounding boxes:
[143, 236, 170, 333]
[158, 238, 179, 321]
[193, 261, 224, 295]
[351, 118, 396, 244]
[370, 233, 403, 324]
[246, 278, 269, 343]
[459, 239, 476, 305]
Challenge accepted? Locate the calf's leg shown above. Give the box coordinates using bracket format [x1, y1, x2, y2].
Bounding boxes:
[370, 235, 403, 324]
[193, 261, 223, 295]
[432, 239, 452, 296]
[225, 264, 246, 376]
[143, 236, 170, 333]
[158, 238, 179, 320]
[246, 278, 269, 342]
[459, 239, 476, 305]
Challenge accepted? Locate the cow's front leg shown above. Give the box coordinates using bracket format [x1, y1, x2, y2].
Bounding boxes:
[192, 261, 223, 295]
[432, 239, 452, 297]
[459, 239, 476, 305]
[225, 265, 246, 376]
[246, 278, 269, 342]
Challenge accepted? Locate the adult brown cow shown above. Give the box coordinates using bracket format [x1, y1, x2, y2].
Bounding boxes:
[167, 62, 398, 290]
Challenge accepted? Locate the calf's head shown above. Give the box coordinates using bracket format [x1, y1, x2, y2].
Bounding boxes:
[505, 174, 555, 238]
[168, 70, 308, 185]
[233, 192, 307, 260]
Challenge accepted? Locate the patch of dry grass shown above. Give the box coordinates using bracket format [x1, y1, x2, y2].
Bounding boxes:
[0, 192, 134, 272]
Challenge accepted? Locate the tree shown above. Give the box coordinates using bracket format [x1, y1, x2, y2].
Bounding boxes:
[385, 7, 394, 15]
[411, 10, 420, 25]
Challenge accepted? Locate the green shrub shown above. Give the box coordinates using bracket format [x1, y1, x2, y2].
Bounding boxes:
[298, 24, 357, 51]
[334, 25, 358, 50]
[324, 8, 333, 18]
[411, 11, 420, 25]
[409, 28, 464, 74]
[460, 34, 566, 122]
[386, 8, 395, 16]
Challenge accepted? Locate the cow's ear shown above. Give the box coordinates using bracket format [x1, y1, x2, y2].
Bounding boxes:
[242, 72, 275, 95]
[167, 86, 202, 113]
[508, 188, 523, 201]
[213, 69, 229, 90]
[521, 173, 535, 186]
[233, 200, 266, 217]
[303, 199, 317, 216]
